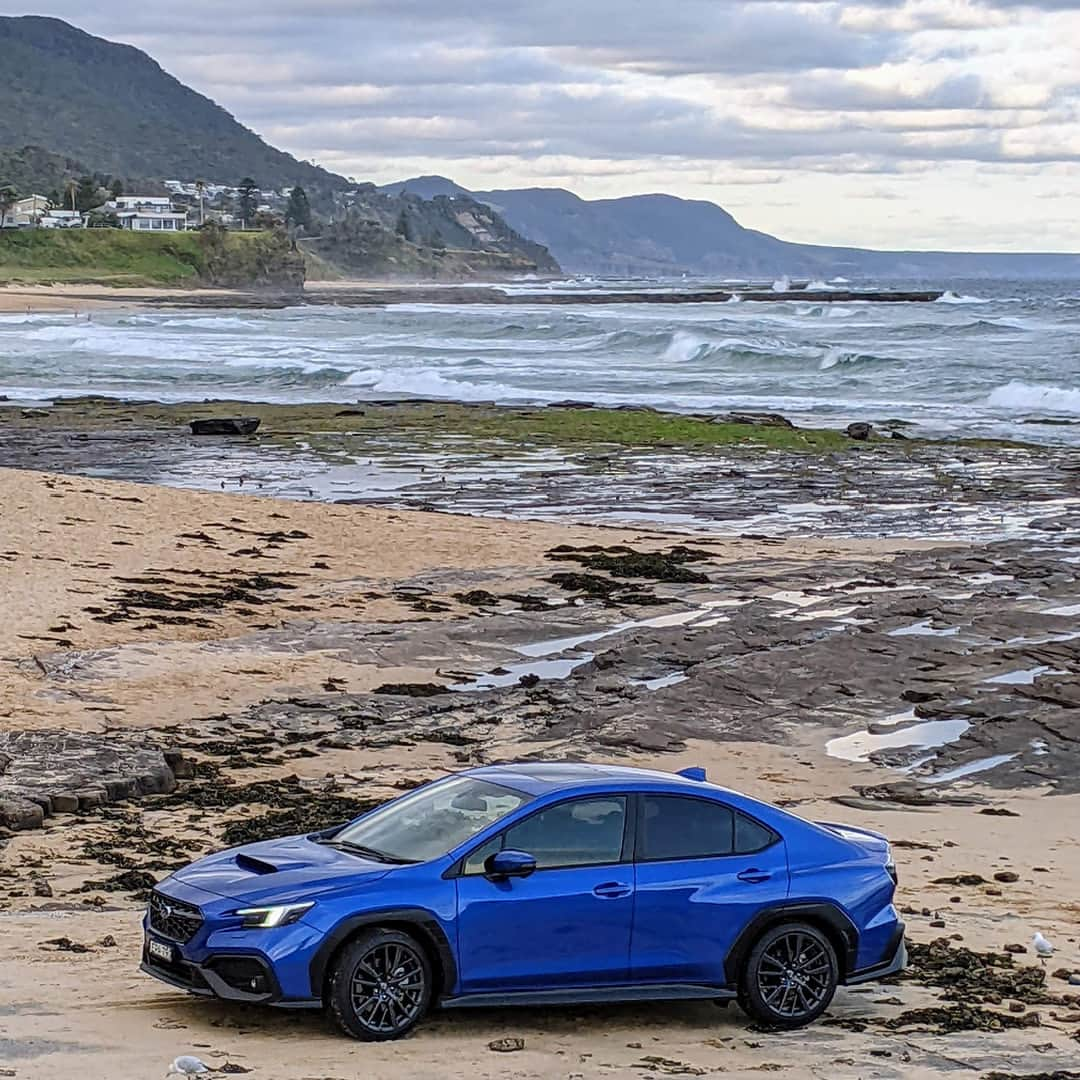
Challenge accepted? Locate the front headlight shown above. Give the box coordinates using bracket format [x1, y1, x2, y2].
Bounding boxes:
[235, 902, 314, 929]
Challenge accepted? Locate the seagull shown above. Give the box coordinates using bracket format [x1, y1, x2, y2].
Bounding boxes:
[1033, 932, 1054, 958]
[166, 1056, 211, 1078]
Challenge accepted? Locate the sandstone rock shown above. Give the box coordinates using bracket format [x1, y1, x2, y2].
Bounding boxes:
[0, 730, 178, 830]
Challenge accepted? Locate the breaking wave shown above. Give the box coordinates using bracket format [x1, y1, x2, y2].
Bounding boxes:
[986, 381, 1080, 415]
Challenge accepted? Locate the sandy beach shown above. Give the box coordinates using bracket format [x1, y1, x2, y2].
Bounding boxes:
[1, 462, 1079, 1079]
[0, 283, 264, 315]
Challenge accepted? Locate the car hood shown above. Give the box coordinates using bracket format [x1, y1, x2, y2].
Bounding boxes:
[169, 835, 391, 904]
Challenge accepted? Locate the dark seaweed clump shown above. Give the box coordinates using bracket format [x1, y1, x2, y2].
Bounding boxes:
[547, 544, 712, 584]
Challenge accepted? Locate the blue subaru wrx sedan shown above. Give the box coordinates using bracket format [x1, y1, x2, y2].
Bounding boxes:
[141, 763, 905, 1039]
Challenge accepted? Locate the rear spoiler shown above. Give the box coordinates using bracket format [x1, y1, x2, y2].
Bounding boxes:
[677, 767, 707, 782]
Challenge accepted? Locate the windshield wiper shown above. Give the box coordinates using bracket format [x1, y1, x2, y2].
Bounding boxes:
[317, 838, 417, 864]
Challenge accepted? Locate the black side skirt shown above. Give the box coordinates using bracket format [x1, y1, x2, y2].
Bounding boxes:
[441, 984, 738, 1009]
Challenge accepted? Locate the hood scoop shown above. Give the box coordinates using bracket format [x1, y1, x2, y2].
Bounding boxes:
[235, 853, 279, 875]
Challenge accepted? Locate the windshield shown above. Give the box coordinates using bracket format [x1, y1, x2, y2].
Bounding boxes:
[331, 777, 533, 863]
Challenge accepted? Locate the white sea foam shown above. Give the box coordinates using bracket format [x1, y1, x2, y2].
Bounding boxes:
[348, 366, 528, 401]
[936, 291, 991, 305]
[986, 380, 1080, 415]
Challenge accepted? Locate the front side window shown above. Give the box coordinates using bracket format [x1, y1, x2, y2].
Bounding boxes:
[466, 797, 628, 873]
[332, 777, 532, 864]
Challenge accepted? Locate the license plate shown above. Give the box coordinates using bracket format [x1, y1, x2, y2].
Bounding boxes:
[147, 937, 174, 963]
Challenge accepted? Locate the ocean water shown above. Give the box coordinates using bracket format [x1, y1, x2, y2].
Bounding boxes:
[1, 278, 1078, 444]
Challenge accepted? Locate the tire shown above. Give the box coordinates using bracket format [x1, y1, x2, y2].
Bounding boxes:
[737, 921, 838, 1029]
[327, 927, 432, 1040]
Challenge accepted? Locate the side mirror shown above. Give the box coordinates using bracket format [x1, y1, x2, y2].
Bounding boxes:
[485, 849, 537, 880]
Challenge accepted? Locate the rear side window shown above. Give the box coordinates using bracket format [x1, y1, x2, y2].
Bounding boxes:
[639, 796, 778, 861]
[735, 812, 776, 854]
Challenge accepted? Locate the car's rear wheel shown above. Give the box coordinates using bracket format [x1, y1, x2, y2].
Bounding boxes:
[737, 922, 838, 1029]
[327, 927, 432, 1040]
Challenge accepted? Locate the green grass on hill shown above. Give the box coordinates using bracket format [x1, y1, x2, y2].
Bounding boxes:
[0, 228, 205, 285]
[0, 228, 302, 288]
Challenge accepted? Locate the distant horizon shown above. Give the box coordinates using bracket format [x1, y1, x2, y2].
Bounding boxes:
[4, 6, 1080, 253]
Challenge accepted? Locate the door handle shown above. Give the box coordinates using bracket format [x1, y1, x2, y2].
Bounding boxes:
[593, 881, 632, 899]
[737, 868, 771, 884]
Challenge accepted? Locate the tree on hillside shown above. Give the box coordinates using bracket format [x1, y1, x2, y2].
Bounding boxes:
[75, 175, 105, 212]
[0, 186, 19, 228]
[195, 179, 207, 226]
[109, 178, 124, 199]
[285, 186, 312, 230]
[64, 178, 79, 212]
[395, 209, 411, 241]
[237, 177, 258, 228]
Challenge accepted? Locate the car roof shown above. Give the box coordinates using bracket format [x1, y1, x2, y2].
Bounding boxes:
[463, 761, 734, 798]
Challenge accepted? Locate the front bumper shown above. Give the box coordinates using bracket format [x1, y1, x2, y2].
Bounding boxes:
[844, 925, 907, 985]
[141, 881, 324, 1008]
[141, 941, 283, 1002]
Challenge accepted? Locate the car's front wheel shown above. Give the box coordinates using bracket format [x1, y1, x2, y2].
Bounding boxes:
[737, 922, 838, 1029]
[327, 927, 432, 1040]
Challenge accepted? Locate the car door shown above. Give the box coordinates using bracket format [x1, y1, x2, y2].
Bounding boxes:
[631, 794, 789, 984]
[455, 795, 634, 992]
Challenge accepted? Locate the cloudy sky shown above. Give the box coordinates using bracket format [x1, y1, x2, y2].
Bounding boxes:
[10, 1, 1080, 249]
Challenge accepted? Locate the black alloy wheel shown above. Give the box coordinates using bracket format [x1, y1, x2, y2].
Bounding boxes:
[328, 927, 432, 1040]
[737, 921, 838, 1029]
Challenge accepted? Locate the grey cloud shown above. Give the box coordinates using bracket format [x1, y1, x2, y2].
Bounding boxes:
[10, 0, 1079, 184]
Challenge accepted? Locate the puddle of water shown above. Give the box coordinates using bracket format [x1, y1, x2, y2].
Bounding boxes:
[983, 666, 1065, 685]
[1006, 630, 1080, 645]
[450, 653, 594, 692]
[631, 672, 689, 691]
[515, 601, 746, 658]
[789, 605, 858, 621]
[826, 718, 971, 762]
[769, 589, 821, 608]
[1044, 602, 1080, 617]
[887, 620, 961, 638]
[1031, 738, 1049, 756]
[923, 753, 1019, 785]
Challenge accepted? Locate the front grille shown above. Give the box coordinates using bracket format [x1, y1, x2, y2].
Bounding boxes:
[148, 891, 204, 943]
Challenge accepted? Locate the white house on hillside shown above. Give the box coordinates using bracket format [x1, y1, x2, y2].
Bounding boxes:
[9, 194, 50, 226]
[40, 209, 84, 228]
[105, 196, 187, 232]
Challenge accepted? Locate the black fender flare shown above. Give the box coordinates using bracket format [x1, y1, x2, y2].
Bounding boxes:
[308, 907, 457, 1001]
[722, 902, 859, 984]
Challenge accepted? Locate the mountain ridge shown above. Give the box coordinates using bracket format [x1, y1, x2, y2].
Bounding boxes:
[379, 175, 1080, 279]
[0, 15, 347, 190]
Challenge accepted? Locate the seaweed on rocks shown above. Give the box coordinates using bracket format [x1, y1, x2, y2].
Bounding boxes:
[547, 544, 712, 584]
[372, 682, 448, 697]
[984, 1073, 1080, 1080]
[221, 792, 382, 846]
[903, 938, 1072, 1006]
